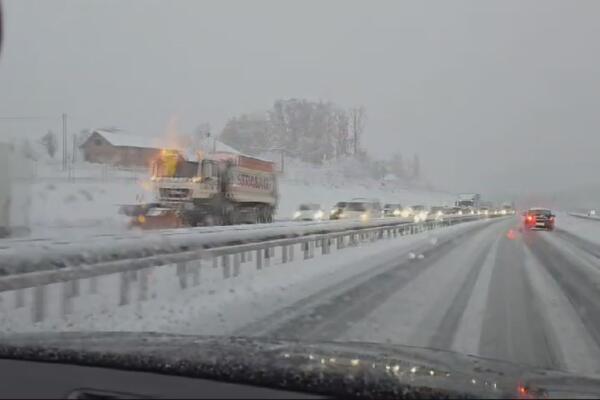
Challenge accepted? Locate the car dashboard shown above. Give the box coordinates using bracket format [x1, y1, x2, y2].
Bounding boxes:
[0, 359, 325, 399]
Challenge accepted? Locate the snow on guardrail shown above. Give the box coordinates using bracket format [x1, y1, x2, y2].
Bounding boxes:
[0, 214, 510, 330]
[567, 212, 600, 222]
[0, 215, 482, 277]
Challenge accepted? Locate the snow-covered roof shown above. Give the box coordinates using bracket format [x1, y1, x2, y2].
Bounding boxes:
[214, 141, 240, 154]
[89, 129, 260, 162]
[93, 130, 164, 149]
[196, 136, 240, 155]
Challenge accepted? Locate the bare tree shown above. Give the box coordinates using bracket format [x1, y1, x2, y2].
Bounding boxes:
[220, 114, 270, 155]
[389, 152, 405, 178]
[412, 153, 421, 180]
[332, 108, 350, 158]
[40, 130, 57, 158]
[349, 106, 366, 156]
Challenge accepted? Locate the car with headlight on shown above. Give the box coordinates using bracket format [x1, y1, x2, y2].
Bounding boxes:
[446, 206, 463, 215]
[523, 208, 555, 231]
[293, 203, 325, 221]
[478, 206, 490, 216]
[338, 200, 381, 221]
[461, 206, 477, 216]
[329, 201, 347, 220]
[429, 206, 448, 220]
[501, 203, 515, 215]
[410, 205, 429, 222]
[382, 203, 404, 217]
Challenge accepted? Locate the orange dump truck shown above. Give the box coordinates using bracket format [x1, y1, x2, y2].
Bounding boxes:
[129, 150, 278, 228]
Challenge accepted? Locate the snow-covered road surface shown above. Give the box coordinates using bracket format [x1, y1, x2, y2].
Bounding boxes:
[231, 216, 600, 376]
[4, 214, 600, 378]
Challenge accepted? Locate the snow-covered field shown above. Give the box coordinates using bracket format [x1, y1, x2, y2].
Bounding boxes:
[29, 179, 146, 237]
[22, 160, 456, 238]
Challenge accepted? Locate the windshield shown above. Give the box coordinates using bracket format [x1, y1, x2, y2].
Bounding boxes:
[154, 159, 198, 178]
[530, 209, 552, 216]
[4, 0, 600, 397]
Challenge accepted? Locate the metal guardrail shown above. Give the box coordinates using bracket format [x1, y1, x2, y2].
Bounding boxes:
[568, 212, 600, 222]
[0, 215, 483, 277]
[0, 214, 504, 324]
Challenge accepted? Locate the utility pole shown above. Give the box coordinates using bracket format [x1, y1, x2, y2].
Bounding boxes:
[62, 113, 67, 170]
[353, 111, 358, 156]
[72, 133, 77, 164]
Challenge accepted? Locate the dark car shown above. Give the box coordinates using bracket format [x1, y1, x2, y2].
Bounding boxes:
[329, 201, 347, 220]
[524, 208, 555, 231]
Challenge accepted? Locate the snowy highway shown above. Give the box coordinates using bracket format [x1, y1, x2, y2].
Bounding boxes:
[3, 214, 600, 378]
[227, 215, 600, 376]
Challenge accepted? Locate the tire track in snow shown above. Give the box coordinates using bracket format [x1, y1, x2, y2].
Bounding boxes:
[245, 221, 497, 341]
[554, 229, 600, 266]
[450, 235, 500, 356]
[520, 241, 600, 375]
[528, 231, 600, 350]
[427, 238, 496, 351]
[478, 231, 561, 370]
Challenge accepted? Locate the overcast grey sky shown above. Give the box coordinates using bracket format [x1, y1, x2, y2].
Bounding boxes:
[1, 0, 600, 197]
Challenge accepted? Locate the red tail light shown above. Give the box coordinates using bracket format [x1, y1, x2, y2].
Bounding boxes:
[526, 215, 534, 222]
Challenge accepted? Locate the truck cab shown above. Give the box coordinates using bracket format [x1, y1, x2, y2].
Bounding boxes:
[151, 151, 220, 206]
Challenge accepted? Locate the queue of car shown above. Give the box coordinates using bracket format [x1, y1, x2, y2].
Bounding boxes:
[292, 200, 522, 224]
[293, 200, 462, 223]
[292, 203, 325, 221]
[292, 200, 558, 235]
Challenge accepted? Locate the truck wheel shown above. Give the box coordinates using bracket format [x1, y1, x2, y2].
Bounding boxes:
[229, 210, 240, 225]
[255, 208, 263, 224]
[204, 215, 220, 226]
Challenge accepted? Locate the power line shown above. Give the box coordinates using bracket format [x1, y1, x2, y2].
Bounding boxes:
[0, 116, 59, 121]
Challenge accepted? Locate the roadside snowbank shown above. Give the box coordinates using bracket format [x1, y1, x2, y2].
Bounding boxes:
[24, 160, 456, 237]
[556, 212, 600, 246]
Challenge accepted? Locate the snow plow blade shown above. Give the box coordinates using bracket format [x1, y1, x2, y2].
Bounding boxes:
[128, 208, 186, 230]
[118, 203, 160, 217]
